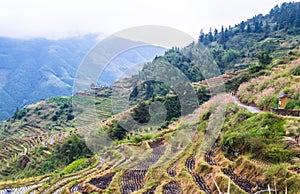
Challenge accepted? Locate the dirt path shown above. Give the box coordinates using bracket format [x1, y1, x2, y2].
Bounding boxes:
[232, 95, 300, 120]
[231, 96, 261, 113]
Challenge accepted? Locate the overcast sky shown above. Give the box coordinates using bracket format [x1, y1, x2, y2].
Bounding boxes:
[0, 0, 290, 39]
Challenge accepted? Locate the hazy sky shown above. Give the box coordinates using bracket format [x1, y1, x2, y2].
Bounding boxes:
[0, 0, 290, 39]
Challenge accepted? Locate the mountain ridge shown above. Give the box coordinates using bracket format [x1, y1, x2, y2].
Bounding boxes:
[0, 35, 165, 121]
[0, 2, 300, 193]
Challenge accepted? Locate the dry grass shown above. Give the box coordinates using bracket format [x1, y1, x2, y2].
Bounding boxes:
[238, 57, 300, 109]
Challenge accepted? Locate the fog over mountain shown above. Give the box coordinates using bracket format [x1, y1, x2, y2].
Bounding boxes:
[0, 34, 165, 121]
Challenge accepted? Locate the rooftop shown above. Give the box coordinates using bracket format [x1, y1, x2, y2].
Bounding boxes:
[278, 93, 288, 99]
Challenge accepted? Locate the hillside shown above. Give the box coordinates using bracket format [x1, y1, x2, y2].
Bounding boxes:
[0, 2, 300, 194]
[0, 35, 97, 121]
[237, 48, 300, 110]
[0, 35, 165, 121]
[1, 94, 299, 193]
[0, 86, 116, 179]
[146, 2, 300, 84]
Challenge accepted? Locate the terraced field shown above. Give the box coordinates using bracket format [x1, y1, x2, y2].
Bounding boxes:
[0, 89, 115, 181]
[0, 130, 297, 193]
[0, 93, 300, 193]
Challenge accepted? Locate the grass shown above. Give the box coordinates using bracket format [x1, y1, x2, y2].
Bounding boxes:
[1, 46, 300, 193]
[222, 106, 295, 163]
[1, 95, 299, 193]
[0, 89, 114, 180]
[62, 158, 91, 175]
[237, 48, 300, 110]
[117, 133, 162, 145]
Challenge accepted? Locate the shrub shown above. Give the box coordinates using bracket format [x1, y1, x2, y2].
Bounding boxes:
[286, 99, 300, 110]
[53, 134, 93, 165]
[264, 146, 295, 163]
[160, 120, 171, 130]
[201, 110, 211, 121]
[256, 51, 272, 65]
[291, 65, 300, 76]
[67, 114, 74, 121]
[164, 95, 181, 120]
[62, 158, 90, 174]
[132, 102, 150, 124]
[248, 63, 265, 74]
[257, 95, 278, 110]
[222, 110, 286, 162]
[107, 120, 127, 140]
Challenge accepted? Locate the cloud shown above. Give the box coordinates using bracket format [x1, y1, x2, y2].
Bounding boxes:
[0, 0, 288, 39]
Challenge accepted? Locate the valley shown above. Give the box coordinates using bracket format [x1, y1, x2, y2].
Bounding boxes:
[1, 2, 300, 194]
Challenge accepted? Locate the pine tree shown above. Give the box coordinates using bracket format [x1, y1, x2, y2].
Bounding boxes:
[254, 20, 263, 32]
[246, 23, 252, 33]
[295, 5, 300, 28]
[218, 26, 226, 44]
[208, 28, 213, 42]
[265, 21, 270, 32]
[214, 29, 218, 40]
[240, 21, 245, 32]
[198, 29, 205, 43]
[270, 5, 280, 18]
[225, 28, 229, 40]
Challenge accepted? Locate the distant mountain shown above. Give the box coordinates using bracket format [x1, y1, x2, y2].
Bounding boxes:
[98, 45, 166, 86]
[0, 35, 165, 121]
[2, 3, 300, 193]
[0, 35, 98, 121]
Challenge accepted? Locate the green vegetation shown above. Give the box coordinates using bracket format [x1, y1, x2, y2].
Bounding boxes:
[0, 96, 76, 139]
[1, 2, 300, 193]
[53, 134, 93, 165]
[0, 134, 92, 180]
[237, 48, 300, 110]
[118, 133, 162, 145]
[107, 120, 127, 140]
[222, 105, 299, 164]
[62, 158, 91, 174]
[291, 65, 300, 76]
[256, 51, 272, 65]
[132, 102, 150, 124]
[47, 97, 74, 125]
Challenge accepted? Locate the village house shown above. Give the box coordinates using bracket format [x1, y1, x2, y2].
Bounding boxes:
[278, 93, 289, 109]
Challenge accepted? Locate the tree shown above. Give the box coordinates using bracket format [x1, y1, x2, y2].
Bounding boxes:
[269, 5, 280, 17]
[132, 102, 150, 123]
[240, 21, 245, 32]
[12, 107, 19, 120]
[218, 26, 226, 44]
[246, 23, 252, 33]
[203, 34, 210, 45]
[295, 5, 300, 27]
[129, 86, 138, 100]
[208, 28, 213, 42]
[196, 86, 210, 104]
[198, 29, 205, 43]
[54, 134, 93, 165]
[264, 21, 270, 34]
[214, 29, 218, 39]
[107, 120, 127, 140]
[163, 95, 181, 121]
[257, 51, 272, 65]
[145, 82, 154, 99]
[225, 28, 229, 40]
[254, 20, 263, 33]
